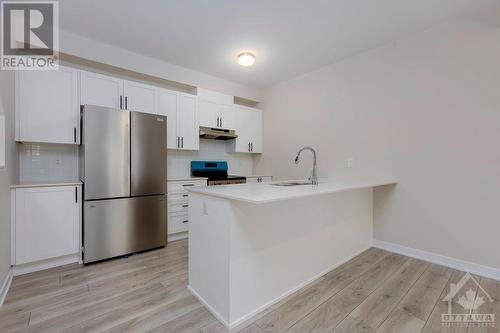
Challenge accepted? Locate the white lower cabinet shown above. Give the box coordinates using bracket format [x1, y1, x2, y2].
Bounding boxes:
[167, 179, 207, 236]
[12, 185, 81, 268]
[246, 176, 273, 183]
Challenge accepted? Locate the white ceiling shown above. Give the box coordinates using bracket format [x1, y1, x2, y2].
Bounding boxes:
[59, 0, 498, 88]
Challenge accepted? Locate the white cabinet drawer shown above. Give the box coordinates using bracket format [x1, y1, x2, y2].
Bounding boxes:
[169, 215, 189, 234]
[168, 192, 190, 202]
[167, 180, 205, 236]
[167, 180, 206, 193]
[169, 201, 189, 214]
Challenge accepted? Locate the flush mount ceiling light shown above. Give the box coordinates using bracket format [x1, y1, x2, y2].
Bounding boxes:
[237, 52, 255, 66]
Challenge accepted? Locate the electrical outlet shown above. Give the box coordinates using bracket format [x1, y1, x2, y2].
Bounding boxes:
[347, 158, 354, 168]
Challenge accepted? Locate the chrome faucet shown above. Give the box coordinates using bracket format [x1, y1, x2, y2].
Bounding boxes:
[294, 147, 318, 185]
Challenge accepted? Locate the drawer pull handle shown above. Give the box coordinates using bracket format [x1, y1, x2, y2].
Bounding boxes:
[182, 204, 189, 208]
[182, 220, 188, 223]
[182, 194, 188, 197]
[183, 184, 194, 187]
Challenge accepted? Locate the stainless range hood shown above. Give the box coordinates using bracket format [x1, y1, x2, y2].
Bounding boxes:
[199, 126, 238, 140]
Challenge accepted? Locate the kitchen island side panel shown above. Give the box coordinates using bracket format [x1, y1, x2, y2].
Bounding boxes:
[228, 188, 373, 325]
[188, 192, 232, 323]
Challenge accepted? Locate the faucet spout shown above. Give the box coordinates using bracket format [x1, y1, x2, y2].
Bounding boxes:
[295, 147, 318, 185]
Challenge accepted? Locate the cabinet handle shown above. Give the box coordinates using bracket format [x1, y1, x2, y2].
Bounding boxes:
[182, 220, 189, 224]
[75, 187, 78, 203]
[181, 137, 184, 148]
[182, 194, 188, 197]
[182, 204, 189, 208]
[220, 117, 223, 128]
[125, 96, 128, 110]
[73, 128, 77, 143]
[120, 95, 123, 109]
[183, 184, 195, 187]
[177, 137, 180, 148]
[217, 117, 220, 127]
[251, 142, 254, 152]
[248, 143, 251, 152]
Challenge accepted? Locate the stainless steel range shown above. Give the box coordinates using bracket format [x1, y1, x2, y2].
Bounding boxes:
[191, 161, 246, 186]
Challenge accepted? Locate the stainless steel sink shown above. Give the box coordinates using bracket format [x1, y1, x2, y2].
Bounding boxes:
[271, 181, 313, 186]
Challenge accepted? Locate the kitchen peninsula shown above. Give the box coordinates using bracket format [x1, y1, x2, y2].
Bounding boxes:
[186, 179, 396, 328]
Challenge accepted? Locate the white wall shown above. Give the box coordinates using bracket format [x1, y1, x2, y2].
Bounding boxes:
[59, 30, 264, 102]
[255, 17, 500, 270]
[0, 71, 17, 286]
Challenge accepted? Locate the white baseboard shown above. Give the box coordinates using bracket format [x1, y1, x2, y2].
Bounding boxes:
[373, 239, 500, 281]
[0, 268, 13, 307]
[13, 254, 80, 276]
[168, 231, 188, 242]
[189, 244, 371, 329]
[188, 285, 231, 328]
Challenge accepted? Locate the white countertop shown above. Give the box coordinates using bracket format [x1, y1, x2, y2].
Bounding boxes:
[186, 179, 397, 204]
[245, 175, 273, 178]
[168, 177, 208, 182]
[11, 180, 83, 189]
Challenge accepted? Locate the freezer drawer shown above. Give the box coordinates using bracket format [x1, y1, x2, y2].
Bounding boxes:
[83, 196, 167, 263]
[131, 111, 167, 196]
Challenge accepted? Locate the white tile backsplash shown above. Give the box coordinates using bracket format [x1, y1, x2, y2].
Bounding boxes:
[19, 143, 79, 183]
[19, 139, 254, 183]
[167, 139, 254, 178]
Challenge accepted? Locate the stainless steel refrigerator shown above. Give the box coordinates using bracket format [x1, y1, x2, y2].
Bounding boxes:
[80, 105, 167, 264]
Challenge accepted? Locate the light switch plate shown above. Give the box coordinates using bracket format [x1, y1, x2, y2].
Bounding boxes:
[0, 115, 5, 168]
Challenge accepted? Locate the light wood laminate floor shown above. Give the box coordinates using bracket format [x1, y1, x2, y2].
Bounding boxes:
[0, 240, 498, 333]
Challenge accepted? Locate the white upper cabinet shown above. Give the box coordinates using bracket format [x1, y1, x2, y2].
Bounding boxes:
[178, 93, 199, 150]
[218, 103, 235, 130]
[123, 80, 157, 114]
[198, 99, 218, 128]
[16, 65, 80, 144]
[230, 106, 263, 154]
[158, 88, 199, 150]
[81, 71, 123, 109]
[158, 88, 178, 149]
[16, 68, 260, 151]
[197, 88, 235, 130]
[198, 100, 235, 130]
[249, 107, 263, 153]
[82, 72, 158, 114]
